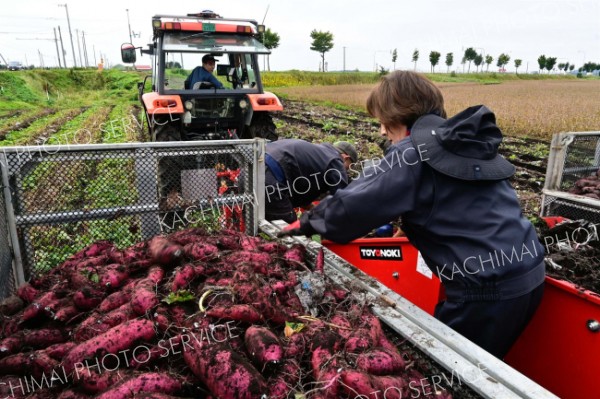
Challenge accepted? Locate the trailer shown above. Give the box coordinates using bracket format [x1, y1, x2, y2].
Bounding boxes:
[0, 139, 563, 398]
[323, 131, 600, 399]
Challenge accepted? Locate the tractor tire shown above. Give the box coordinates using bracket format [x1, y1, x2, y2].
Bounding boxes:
[246, 112, 278, 141]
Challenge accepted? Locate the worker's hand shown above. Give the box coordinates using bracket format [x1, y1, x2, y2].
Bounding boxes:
[276, 219, 315, 238]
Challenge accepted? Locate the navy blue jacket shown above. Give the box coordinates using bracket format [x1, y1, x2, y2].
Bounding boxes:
[185, 66, 224, 89]
[304, 133, 545, 300]
[266, 139, 349, 207]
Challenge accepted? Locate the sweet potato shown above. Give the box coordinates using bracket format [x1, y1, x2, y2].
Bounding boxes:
[99, 264, 130, 289]
[131, 283, 160, 316]
[43, 342, 77, 360]
[315, 247, 325, 273]
[0, 295, 25, 315]
[0, 335, 23, 356]
[257, 242, 288, 254]
[183, 242, 219, 261]
[16, 284, 39, 303]
[268, 359, 301, 399]
[171, 263, 203, 292]
[0, 375, 28, 398]
[148, 236, 183, 265]
[283, 245, 306, 268]
[0, 350, 59, 377]
[57, 389, 91, 399]
[74, 368, 126, 394]
[63, 319, 157, 375]
[371, 375, 407, 399]
[340, 370, 379, 398]
[96, 372, 182, 399]
[183, 340, 267, 399]
[206, 304, 264, 324]
[244, 326, 283, 368]
[355, 347, 406, 375]
[311, 347, 341, 399]
[70, 240, 114, 260]
[98, 281, 136, 313]
[23, 328, 67, 348]
[72, 287, 105, 310]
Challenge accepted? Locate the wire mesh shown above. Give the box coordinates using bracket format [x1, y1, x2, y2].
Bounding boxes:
[542, 132, 600, 222]
[0, 186, 15, 299]
[0, 141, 263, 291]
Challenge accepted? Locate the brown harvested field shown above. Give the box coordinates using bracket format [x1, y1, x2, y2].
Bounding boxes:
[273, 80, 600, 138]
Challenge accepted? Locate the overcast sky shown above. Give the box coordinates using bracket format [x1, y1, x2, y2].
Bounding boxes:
[2, 0, 599, 72]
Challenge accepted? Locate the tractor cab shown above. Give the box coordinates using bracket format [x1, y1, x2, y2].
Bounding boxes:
[121, 10, 282, 142]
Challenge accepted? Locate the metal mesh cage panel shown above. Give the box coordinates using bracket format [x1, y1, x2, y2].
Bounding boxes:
[542, 132, 600, 222]
[0, 140, 263, 290]
[0, 185, 15, 299]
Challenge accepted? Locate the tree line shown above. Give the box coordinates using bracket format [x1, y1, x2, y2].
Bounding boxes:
[260, 29, 597, 75]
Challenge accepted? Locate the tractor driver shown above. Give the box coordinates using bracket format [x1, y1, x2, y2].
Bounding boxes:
[185, 54, 225, 90]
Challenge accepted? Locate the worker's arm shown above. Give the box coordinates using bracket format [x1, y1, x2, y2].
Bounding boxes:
[302, 140, 422, 243]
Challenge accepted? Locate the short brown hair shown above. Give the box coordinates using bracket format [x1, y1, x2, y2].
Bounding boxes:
[366, 70, 446, 129]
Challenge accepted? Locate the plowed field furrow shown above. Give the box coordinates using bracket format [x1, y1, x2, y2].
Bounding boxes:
[0, 108, 57, 140]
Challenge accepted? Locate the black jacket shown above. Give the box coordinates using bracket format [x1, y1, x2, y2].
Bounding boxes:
[304, 112, 545, 300]
[266, 139, 349, 207]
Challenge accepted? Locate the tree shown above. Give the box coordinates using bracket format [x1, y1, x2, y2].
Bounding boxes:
[557, 62, 566, 71]
[261, 28, 280, 72]
[391, 48, 398, 70]
[569, 64, 575, 71]
[310, 30, 334, 72]
[514, 59, 522, 74]
[445, 52, 454, 73]
[485, 55, 494, 72]
[412, 49, 419, 71]
[463, 47, 477, 72]
[497, 53, 510, 71]
[564, 62, 570, 72]
[429, 51, 441, 72]
[537, 55, 547, 73]
[474, 54, 483, 72]
[545, 57, 557, 73]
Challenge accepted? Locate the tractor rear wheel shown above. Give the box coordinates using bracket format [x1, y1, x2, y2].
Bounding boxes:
[246, 112, 278, 141]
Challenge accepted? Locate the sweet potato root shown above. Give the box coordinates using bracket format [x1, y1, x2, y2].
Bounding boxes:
[93, 372, 182, 399]
[183, 340, 267, 399]
[355, 347, 406, 375]
[205, 304, 263, 324]
[72, 286, 105, 310]
[148, 236, 184, 266]
[244, 326, 283, 368]
[0, 295, 25, 315]
[63, 319, 157, 375]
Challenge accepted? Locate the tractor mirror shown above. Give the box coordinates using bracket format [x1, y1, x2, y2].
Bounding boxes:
[121, 43, 137, 63]
[216, 64, 230, 76]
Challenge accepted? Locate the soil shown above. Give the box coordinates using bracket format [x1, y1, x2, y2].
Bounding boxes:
[274, 98, 600, 295]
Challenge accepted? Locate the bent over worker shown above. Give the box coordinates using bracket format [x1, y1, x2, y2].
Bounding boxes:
[264, 139, 358, 223]
[280, 71, 545, 359]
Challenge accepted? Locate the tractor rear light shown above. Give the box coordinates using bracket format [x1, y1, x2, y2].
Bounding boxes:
[239, 99, 248, 109]
[152, 19, 161, 29]
[184, 101, 193, 110]
[164, 22, 181, 30]
[155, 99, 177, 108]
[236, 25, 252, 33]
[257, 97, 276, 106]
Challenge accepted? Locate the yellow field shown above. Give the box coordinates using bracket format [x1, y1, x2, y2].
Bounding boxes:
[273, 80, 600, 138]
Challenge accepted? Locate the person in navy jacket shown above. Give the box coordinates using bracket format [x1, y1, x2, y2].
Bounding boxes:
[281, 71, 545, 359]
[185, 54, 224, 90]
[265, 139, 357, 223]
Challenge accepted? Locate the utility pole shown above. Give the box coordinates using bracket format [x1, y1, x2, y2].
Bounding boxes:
[76, 29, 83, 68]
[82, 31, 89, 67]
[343, 46, 346, 72]
[53, 28, 62, 68]
[58, 26, 67, 68]
[38, 50, 44, 68]
[126, 9, 133, 43]
[93, 45, 97, 66]
[59, 4, 77, 67]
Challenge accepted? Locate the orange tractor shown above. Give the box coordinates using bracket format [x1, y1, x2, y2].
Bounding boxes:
[121, 9, 282, 142]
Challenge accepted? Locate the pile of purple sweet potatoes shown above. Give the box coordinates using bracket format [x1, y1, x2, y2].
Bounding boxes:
[0, 228, 452, 399]
[568, 169, 600, 199]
